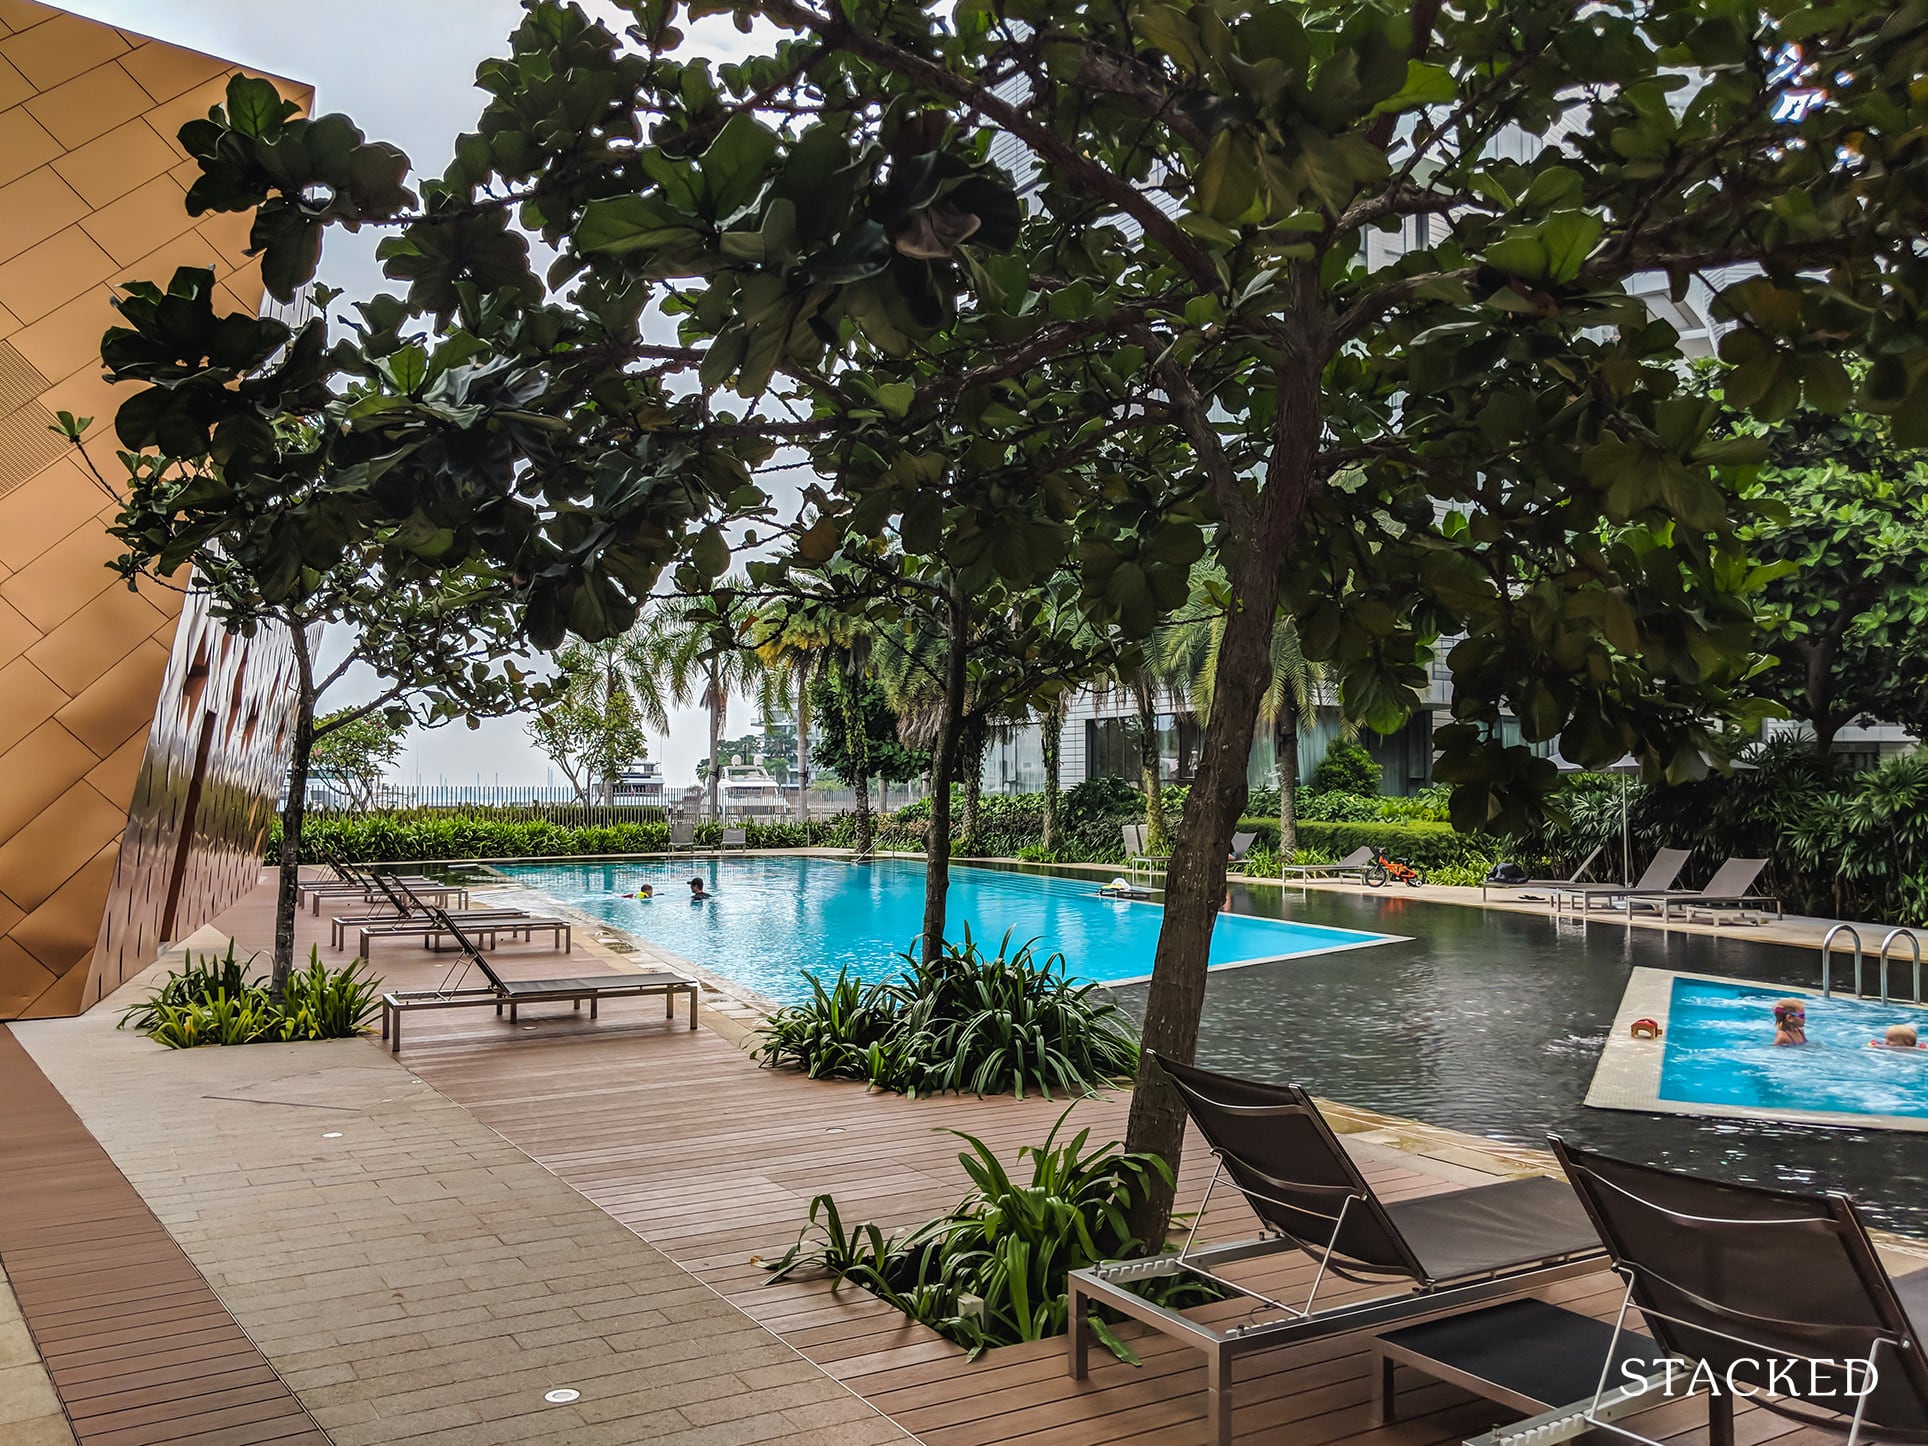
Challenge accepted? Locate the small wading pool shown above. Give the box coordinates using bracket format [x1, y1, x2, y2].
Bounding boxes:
[499, 856, 1395, 1001]
[1660, 978, 1928, 1125]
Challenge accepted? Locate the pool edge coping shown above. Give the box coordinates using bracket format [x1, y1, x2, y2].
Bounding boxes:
[1588, 966, 1928, 1135]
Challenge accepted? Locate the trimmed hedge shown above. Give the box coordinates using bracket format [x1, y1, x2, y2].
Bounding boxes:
[1235, 817, 1502, 870]
[279, 813, 821, 861]
[277, 796, 1506, 873]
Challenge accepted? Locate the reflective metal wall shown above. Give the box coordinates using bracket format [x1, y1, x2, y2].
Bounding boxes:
[0, 8, 309, 1016]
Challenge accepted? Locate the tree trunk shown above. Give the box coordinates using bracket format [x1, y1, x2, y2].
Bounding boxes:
[1125, 364, 1322, 1246]
[920, 582, 969, 962]
[795, 671, 811, 824]
[705, 672, 723, 820]
[1042, 706, 1063, 853]
[1278, 696, 1301, 860]
[273, 619, 318, 996]
[1133, 677, 1167, 851]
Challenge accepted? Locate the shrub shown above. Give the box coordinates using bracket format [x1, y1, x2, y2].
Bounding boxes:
[1311, 740, 1380, 796]
[753, 930, 1141, 1100]
[767, 1111, 1215, 1360]
[120, 945, 383, 1048]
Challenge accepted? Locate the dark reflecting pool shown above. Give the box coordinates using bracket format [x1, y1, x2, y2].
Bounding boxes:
[992, 867, 1928, 1234]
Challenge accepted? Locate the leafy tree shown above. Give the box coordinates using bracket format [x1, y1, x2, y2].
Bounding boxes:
[1730, 404, 1928, 754]
[528, 638, 655, 804]
[308, 709, 406, 811]
[130, 6, 1928, 1243]
[1312, 740, 1382, 798]
[809, 673, 929, 806]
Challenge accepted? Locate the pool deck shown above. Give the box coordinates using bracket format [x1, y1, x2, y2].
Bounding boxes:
[1589, 966, 1928, 1135]
[0, 867, 1902, 1446]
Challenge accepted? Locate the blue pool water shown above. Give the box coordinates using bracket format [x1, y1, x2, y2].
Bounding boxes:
[1660, 978, 1928, 1122]
[499, 857, 1392, 1002]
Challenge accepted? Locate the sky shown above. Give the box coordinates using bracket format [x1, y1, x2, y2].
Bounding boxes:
[64, 0, 784, 790]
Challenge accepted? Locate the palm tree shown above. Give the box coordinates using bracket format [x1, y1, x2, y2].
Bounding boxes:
[1154, 577, 1327, 859]
[634, 581, 781, 820]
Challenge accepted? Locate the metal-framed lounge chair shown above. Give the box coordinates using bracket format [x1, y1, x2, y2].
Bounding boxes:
[1517, 1138, 1928, 1446]
[1066, 1057, 1605, 1445]
[1624, 856, 1782, 924]
[299, 853, 468, 914]
[1280, 845, 1374, 881]
[719, 826, 748, 851]
[1480, 845, 1605, 902]
[1550, 847, 1690, 915]
[1122, 824, 1169, 888]
[328, 872, 533, 950]
[379, 909, 698, 1052]
[666, 815, 697, 853]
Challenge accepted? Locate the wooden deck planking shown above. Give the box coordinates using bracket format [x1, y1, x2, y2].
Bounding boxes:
[206, 873, 1844, 1446]
[0, 1027, 329, 1446]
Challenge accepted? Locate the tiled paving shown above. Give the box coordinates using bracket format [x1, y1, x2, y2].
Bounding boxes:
[0, 1260, 73, 1446]
[0, 1026, 322, 1445]
[10, 969, 907, 1446]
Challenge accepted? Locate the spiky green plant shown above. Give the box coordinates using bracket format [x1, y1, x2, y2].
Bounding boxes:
[752, 929, 1139, 1099]
[767, 1108, 1214, 1360]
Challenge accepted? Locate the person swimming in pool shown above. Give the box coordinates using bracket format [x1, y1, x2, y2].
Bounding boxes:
[688, 876, 713, 902]
[1773, 998, 1807, 1046]
[1871, 1023, 1926, 1051]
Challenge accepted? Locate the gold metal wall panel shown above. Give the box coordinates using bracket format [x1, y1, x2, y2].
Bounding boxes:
[0, 4, 311, 1018]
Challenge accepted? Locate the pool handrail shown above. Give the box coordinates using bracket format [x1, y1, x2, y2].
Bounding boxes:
[1879, 928, 1922, 1005]
[1822, 923, 1863, 999]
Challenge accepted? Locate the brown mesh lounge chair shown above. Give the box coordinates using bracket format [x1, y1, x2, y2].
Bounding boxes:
[1067, 1057, 1605, 1445]
[380, 909, 698, 1052]
[1623, 856, 1782, 923]
[1536, 1138, 1928, 1446]
[1551, 847, 1690, 915]
[1281, 845, 1373, 880]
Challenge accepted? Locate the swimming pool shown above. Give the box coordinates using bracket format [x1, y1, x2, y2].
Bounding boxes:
[1659, 978, 1928, 1124]
[499, 857, 1394, 1001]
[491, 857, 1928, 1232]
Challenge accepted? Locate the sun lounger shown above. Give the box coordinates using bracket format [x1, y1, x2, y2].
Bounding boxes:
[667, 815, 697, 853]
[1281, 845, 1373, 881]
[1515, 1138, 1928, 1446]
[328, 872, 533, 949]
[1067, 1057, 1605, 1444]
[379, 909, 698, 1052]
[719, 826, 748, 851]
[1623, 856, 1781, 923]
[299, 855, 467, 914]
[1550, 847, 1689, 914]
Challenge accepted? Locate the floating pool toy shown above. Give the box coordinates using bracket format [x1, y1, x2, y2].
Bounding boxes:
[1629, 1018, 1662, 1039]
[1099, 878, 1151, 899]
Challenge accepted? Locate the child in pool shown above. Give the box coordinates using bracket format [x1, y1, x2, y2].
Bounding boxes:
[1871, 1023, 1925, 1051]
[1772, 998, 1807, 1046]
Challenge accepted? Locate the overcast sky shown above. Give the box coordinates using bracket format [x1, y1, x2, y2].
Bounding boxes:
[65, 1, 782, 789]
